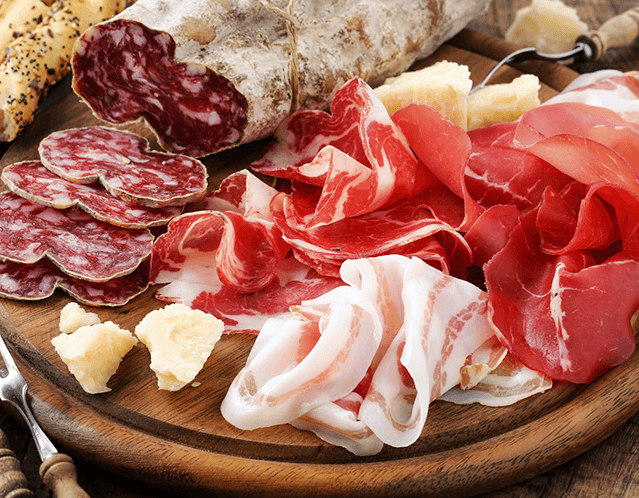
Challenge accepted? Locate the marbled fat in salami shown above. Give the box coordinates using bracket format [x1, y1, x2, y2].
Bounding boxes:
[38, 127, 208, 208]
[0, 259, 149, 306]
[0, 192, 152, 281]
[2, 161, 183, 228]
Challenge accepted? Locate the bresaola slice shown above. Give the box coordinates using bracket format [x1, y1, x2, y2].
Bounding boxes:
[0, 192, 152, 282]
[2, 161, 183, 229]
[0, 259, 149, 306]
[485, 209, 639, 384]
[38, 127, 208, 208]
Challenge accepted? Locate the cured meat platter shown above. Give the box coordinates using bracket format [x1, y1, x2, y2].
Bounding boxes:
[1, 29, 638, 497]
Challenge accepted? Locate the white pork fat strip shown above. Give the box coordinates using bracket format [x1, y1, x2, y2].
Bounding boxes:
[221, 255, 501, 453]
[71, 0, 491, 157]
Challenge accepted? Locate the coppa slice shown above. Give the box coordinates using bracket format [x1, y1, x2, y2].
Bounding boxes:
[2, 161, 183, 229]
[0, 192, 153, 282]
[0, 259, 149, 306]
[38, 127, 208, 208]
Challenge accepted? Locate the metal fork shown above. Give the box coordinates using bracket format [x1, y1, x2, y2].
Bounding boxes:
[469, 42, 592, 94]
[0, 334, 90, 497]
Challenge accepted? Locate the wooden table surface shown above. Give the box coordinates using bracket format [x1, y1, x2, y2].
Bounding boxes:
[1, 1, 638, 497]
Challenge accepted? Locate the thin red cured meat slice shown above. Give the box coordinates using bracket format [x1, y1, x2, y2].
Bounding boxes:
[463, 204, 521, 268]
[252, 78, 375, 183]
[271, 191, 473, 278]
[72, 21, 248, 158]
[485, 208, 639, 384]
[391, 104, 482, 231]
[38, 127, 208, 208]
[149, 170, 343, 332]
[0, 259, 149, 306]
[466, 122, 572, 211]
[0, 192, 152, 282]
[2, 161, 182, 228]
[255, 78, 427, 231]
[514, 103, 639, 198]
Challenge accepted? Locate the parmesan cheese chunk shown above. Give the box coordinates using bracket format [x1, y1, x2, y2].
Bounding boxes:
[505, 0, 588, 54]
[374, 61, 473, 129]
[134, 303, 224, 391]
[467, 74, 541, 130]
[51, 322, 138, 394]
[59, 302, 101, 334]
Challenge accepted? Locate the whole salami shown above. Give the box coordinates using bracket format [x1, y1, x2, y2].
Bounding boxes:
[71, 0, 491, 157]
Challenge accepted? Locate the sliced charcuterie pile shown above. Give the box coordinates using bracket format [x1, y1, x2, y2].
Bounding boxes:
[0, 258, 149, 306]
[1, 161, 183, 229]
[38, 127, 208, 208]
[150, 170, 343, 333]
[0, 191, 153, 285]
[221, 255, 551, 455]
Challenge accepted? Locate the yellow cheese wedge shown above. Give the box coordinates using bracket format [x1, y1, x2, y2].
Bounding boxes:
[505, 0, 588, 54]
[135, 303, 224, 391]
[467, 74, 541, 131]
[51, 321, 138, 394]
[374, 60, 472, 129]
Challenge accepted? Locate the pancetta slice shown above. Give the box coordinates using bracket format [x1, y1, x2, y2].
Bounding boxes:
[221, 285, 381, 428]
[0, 192, 152, 282]
[543, 70, 639, 124]
[38, 127, 208, 208]
[222, 255, 499, 453]
[2, 161, 182, 228]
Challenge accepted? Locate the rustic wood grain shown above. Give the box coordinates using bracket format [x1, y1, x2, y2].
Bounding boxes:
[0, 1, 637, 497]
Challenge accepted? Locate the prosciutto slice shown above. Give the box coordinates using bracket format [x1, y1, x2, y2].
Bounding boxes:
[222, 255, 500, 453]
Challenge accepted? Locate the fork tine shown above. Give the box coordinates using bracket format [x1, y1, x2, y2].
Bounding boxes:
[0, 333, 20, 376]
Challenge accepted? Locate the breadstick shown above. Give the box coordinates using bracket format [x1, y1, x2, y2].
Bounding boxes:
[0, 0, 51, 63]
[0, 0, 132, 142]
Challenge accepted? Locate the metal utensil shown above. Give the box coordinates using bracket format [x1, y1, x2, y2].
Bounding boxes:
[471, 5, 639, 93]
[0, 334, 90, 498]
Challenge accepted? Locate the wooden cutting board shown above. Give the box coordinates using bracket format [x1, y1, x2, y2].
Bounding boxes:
[1, 29, 636, 498]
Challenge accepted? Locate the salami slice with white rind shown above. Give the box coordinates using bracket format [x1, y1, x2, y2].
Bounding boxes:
[2, 161, 183, 228]
[0, 192, 153, 282]
[38, 127, 208, 208]
[71, 0, 491, 157]
[0, 259, 149, 306]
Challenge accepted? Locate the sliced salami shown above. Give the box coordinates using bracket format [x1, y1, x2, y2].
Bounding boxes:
[0, 259, 149, 306]
[0, 192, 153, 282]
[38, 127, 208, 208]
[71, 0, 491, 157]
[2, 161, 183, 228]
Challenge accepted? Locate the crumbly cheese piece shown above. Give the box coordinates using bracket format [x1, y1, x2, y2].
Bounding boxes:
[134, 303, 224, 391]
[467, 74, 541, 131]
[0, 0, 130, 142]
[59, 302, 101, 334]
[505, 0, 588, 54]
[373, 60, 473, 129]
[51, 321, 138, 394]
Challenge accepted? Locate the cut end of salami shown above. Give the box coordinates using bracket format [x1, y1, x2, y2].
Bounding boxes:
[71, 20, 248, 158]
